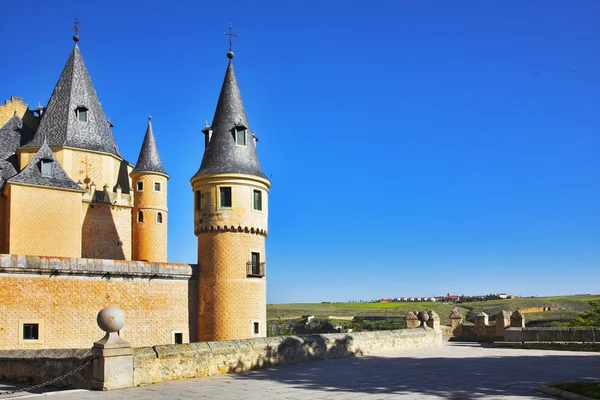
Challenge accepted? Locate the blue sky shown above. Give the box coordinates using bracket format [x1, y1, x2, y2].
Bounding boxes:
[1, 1, 599, 303]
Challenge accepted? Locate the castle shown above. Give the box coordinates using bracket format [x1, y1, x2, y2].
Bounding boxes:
[0, 33, 270, 349]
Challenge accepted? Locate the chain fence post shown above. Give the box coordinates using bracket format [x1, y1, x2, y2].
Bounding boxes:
[92, 307, 134, 390]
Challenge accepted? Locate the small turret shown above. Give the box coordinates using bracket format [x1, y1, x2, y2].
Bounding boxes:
[131, 117, 169, 262]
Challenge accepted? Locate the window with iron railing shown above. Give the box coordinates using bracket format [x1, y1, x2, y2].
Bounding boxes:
[246, 253, 265, 277]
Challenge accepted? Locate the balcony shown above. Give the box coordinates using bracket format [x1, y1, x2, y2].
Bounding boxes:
[246, 261, 265, 278]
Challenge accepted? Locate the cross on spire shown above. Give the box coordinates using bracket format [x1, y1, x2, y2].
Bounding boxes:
[223, 24, 238, 56]
[72, 18, 82, 42]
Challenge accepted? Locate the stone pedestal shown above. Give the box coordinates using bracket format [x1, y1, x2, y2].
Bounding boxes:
[92, 344, 134, 390]
[510, 310, 525, 328]
[92, 307, 134, 390]
[449, 310, 463, 334]
[426, 310, 441, 333]
[404, 312, 420, 329]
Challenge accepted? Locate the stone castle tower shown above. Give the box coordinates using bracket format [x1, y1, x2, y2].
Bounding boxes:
[191, 50, 271, 341]
[131, 117, 169, 262]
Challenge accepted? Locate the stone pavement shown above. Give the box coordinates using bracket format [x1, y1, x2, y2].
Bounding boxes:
[1, 342, 599, 399]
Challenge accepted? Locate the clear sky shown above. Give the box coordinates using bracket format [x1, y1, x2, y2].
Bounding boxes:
[1, 1, 599, 303]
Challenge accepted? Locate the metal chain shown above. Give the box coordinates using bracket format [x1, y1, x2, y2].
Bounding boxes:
[0, 356, 97, 396]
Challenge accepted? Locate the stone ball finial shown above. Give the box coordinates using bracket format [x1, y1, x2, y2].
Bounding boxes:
[227, 50, 235, 59]
[417, 311, 430, 323]
[73, 35, 80, 42]
[97, 306, 125, 333]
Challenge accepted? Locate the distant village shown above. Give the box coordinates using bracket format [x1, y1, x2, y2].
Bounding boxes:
[374, 293, 517, 303]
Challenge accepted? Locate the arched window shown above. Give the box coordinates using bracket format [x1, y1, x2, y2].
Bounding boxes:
[137, 211, 144, 223]
[157, 212, 163, 224]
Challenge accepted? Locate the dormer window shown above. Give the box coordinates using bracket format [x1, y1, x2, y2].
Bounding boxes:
[75, 106, 88, 122]
[235, 127, 246, 146]
[202, 126, 213, 149]
[40, 159, 52, 177]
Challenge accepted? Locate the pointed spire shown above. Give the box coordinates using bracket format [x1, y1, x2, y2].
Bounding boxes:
[25, 42, 121, 157]
[132, 116, 168, 177]
[193, 56, 267, 180]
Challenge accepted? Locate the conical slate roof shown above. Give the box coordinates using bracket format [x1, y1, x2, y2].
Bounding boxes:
[0, 114, 24, 161]
[25, 43, 121, 157]
[193, 58, 267, 179]
[132, 118, 168, 177]
[9, 141, 84, 192]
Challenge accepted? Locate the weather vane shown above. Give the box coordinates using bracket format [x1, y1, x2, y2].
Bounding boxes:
[223, 24, 238, 58]
[72, 17, 82, 42]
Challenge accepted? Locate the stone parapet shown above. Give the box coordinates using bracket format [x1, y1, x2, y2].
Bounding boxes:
[0, 254, 197, 280]
[133, 328, 443, 386]
[0, 348, 93, 388]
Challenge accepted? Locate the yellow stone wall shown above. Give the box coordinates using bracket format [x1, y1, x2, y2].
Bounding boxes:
[191, 173, 269, 234]
[0, 97, 28, 127]
[131, 174, 168, 262]
[18, 148, 131, 192]
[0, 196, 6, 253]
[82, 203, 132, 260]
[0, 274, 196, 349]
[197, 231, 266, 341]
[6, 185, 82, 257]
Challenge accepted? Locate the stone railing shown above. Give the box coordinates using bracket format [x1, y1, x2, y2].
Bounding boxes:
[0, 307, 443, 391]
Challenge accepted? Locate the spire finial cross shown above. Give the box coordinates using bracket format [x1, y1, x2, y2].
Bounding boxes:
[223, 24, 238, 52]
[72, 18, 82, 42]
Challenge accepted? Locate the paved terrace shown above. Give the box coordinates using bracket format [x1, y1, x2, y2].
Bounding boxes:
[1, 342, 599, 399]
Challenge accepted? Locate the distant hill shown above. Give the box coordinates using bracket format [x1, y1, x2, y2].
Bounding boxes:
[267, 294, 600, 327]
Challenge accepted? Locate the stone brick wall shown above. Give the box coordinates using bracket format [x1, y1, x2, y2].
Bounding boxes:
[6, 185, 82, 258]
[198, 231, 266, 341]
[0, 255, 197, 350]
[131, 174, 168, 262]
[134, 329, 442, 386]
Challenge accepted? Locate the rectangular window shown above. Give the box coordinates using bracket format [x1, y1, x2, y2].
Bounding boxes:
[220, 187, 232, 208]
[251, 252, 260, 275]
[154, 182, 161, 191]
[253, 322, 259, 335]
[77, 109, 87, 122]
[23, 324, 39, 340]
[137, 181, 144, 191]
[41, 160, 52, 177]
[236, 128, 246, 146]
[253, 190, 262, 211]
[195, 190, 201, 211]
[174, 332, 183, 344]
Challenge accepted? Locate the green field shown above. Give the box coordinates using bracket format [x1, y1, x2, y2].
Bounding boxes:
[267, 294, 600, 326]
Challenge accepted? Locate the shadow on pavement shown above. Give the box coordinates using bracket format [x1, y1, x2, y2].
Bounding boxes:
[229, 343, 600, 399]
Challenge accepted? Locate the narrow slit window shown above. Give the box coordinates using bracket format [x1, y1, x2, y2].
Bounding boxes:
[137, 181, 144, 191]
[138, 211, 144, 223]
[253, 322, 259, 335]
[253, 190, 262, 211]
[195, 190, 201, 211]
[251, 252, 260, 275]
[157, 212, 163, 224]
[23, 324, 39, 340]
[220, 187, 232, 208]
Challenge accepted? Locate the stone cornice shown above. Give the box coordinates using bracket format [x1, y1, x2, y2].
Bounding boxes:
[0, 254, 198, 280]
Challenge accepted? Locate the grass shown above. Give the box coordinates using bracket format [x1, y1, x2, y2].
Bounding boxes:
[267, 294, 600, 327]
[552, 382, 600, 399]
